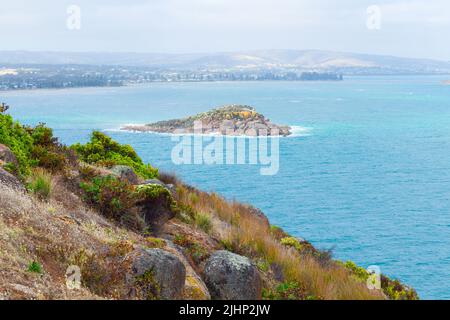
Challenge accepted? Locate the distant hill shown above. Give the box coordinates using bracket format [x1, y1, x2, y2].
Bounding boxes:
[1, 50, 450, 75]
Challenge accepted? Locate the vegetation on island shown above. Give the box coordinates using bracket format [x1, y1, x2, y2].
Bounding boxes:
[0, 108, 418, 300]
[124, 105, 292, 136]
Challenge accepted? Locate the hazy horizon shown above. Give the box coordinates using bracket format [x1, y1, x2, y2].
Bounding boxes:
[1, 0, 449, 61]
[0, 49, 448, 63]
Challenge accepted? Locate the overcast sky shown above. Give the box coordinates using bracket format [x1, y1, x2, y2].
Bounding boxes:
[0, 0, 449, 60]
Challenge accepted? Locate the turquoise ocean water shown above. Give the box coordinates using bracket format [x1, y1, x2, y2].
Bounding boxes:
[2, 76, 450, 299]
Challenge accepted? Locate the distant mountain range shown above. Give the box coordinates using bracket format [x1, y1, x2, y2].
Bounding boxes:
[1, 50, 450, 75]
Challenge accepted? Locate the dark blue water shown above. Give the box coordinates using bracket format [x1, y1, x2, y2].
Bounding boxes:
[3, 76, 450, 299]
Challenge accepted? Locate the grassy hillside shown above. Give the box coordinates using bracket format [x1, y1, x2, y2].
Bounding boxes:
[0, 111, 418, 300]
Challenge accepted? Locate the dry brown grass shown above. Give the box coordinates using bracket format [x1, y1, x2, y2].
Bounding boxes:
[0, 167, 387, 300]
[0, 179, 145, 299]
[175, 184, 385, 300]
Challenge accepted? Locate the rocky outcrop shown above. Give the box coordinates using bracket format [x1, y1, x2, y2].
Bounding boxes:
[131, 248, 186, 300]
[142, 178, 176, 195]
[163, 241, 211, 300]
[0, 144, 18, 166]
[203, 250, 262, 300]
[0, 144, 22, 190]
[110, 165, 140, 184]
[142, 178, 166, 187]
[0, 167, 24, 191]
[122, 105, 291, 137]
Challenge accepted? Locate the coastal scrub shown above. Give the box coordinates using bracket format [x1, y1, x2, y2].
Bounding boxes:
[72, 131, 158, 179]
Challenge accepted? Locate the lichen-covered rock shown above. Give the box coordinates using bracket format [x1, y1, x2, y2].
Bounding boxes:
[163, 240, 211, 300]
[0, 144, 18, 166]
[203, 250, 262, 300]
[131, 248, 186, 300]
[184, 275, 211, 300]
[142, 178, 166, 186]
[141, 179, 176, 196]
[110, 165, 139, 184]
[0, 167, 24, 191]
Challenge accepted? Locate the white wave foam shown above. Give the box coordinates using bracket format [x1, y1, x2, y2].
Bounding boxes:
[289, 125, 313, 137]
[112, 124, 312, 138]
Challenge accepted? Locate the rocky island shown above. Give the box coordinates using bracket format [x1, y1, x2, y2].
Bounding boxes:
[122, 105, 292, 137]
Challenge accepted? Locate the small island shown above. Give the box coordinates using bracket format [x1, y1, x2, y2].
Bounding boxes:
[122, 105, 292, 136]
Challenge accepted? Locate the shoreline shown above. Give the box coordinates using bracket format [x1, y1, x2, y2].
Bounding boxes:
[2, 74, 450, 94]
[112, 125, 312, 138]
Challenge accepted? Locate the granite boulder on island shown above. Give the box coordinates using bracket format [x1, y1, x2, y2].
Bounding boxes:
[122, 105, 292, 136]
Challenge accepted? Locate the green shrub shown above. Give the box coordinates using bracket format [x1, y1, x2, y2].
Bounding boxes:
[27, 261, 43, 274]
[0, 113, 35, 176]
[343, 260, 369, 282]
[31, 124, 70, 172]
[134, 269, 160, 300]
[194, 212, 212, 233]
[0, 115, 69, 177]
[78, 164, 98, 179]
[172, 234, 209, 264]
[135, 184, 178, 213]
[340, 260, 418, 300]
[219, 239, 235, 252]
[176, 204, 196, 224]
[189, 192, 199, 205]
[80, 180, 178, 230]
[31, 144, 67, 172]
[136, 184, 170, 201]
[262, 282, 305, 300]
[27, 168, 52, 200]
[72, 131, 158, 179]
[29, 123, 57, 146]
[188, 243, 209, 264]
[280, 237, 303, 251]
[145, 237, 166, 249]
[173, 234, 190, 247]
[270, 225, 289, 240]
[381, 276, 419, 300]
[256, 259, 270, 272]
[80, 175, 135, 219]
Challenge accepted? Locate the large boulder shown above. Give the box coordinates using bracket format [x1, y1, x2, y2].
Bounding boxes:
[203, 250, 262, 300]
[0, 167, 24, 191]
[131, 248, 186, 300]
[110, 165, 139, 184]
[0, 144, 18, 166]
